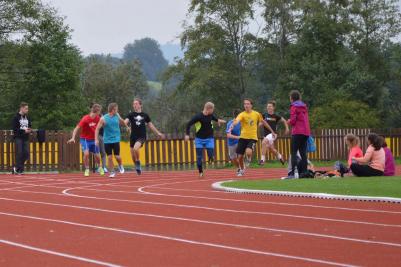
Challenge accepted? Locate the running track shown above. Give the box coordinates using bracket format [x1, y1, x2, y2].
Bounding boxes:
[1, 167, 401, 266]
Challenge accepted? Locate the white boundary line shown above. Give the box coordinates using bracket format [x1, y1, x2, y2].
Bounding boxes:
[0, 211, 357, 267]
[0, 239, 120, 267]
[1, 196, 401, 248]
[212, 181, 401, 204]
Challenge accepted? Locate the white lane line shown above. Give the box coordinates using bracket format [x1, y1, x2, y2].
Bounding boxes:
[0, 239, 121, 267]
[0, 211, 357, 267]
[7, 173, 401, 215]
[0, 196, 400, 248]
[52, 189, 401, 228]
[5, 186, 401, 229]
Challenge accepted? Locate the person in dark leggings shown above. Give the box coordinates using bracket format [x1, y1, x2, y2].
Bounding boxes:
[185, 102, 226, 178]
[351, 133, 385, 177]
[12, 102, 32, 174]
[285, 90, 311, 179]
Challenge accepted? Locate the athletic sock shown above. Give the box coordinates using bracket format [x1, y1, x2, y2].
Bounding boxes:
[135, 161, 141, 170]
[261, 155, 266, 161]
[277, 153, 282, 160]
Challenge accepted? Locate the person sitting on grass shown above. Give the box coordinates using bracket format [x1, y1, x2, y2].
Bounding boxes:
[345, 134, 363, 168]
[351, 133, 385, 177]
[381, 136, 395, 176]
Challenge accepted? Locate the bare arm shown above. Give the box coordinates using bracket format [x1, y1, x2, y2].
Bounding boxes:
[148, 122, 165, 139]
[227, 132, 240, 140]
[261, 120, 276, 136]
[217, 119, 226, 127]
[118, 114, 130, 131]
[95, 118, 105, 145]
[67, 126, 81, 144]
[280, 118, 290, 135]
[354, 147, 373, 164]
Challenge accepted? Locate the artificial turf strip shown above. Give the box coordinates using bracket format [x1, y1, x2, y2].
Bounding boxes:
[222, 176, 401, 198]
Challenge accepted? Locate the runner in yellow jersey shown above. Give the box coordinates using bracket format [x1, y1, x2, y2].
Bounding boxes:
[228, 99, 276, 176]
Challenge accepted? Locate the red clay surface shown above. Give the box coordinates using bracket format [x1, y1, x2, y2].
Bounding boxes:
[1, 167, 401, 267]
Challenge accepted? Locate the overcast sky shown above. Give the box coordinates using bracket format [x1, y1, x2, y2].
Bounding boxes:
[44, 0, 401, 56]
[44, 0, 189, 55]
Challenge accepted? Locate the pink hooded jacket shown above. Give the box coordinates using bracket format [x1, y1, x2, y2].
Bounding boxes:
[289, 100, 311, 136]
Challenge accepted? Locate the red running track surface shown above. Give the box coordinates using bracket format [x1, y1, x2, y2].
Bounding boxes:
[1, 166, 401, 267]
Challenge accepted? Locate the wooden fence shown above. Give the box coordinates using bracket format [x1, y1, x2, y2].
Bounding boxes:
[1, 128, 400, 172]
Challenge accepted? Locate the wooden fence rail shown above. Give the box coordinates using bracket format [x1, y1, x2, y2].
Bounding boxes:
[1, 128, 400, 172]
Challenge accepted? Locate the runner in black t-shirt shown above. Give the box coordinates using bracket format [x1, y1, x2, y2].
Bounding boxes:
[259, 100, 289, 165]
[185, 102, 226, 177]
[125, 98, 165, 175]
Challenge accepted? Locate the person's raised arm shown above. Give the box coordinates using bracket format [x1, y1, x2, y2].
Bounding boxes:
[95, 118, 105, 146]
[217, 119, 226, 127]
[118, 114, 130, 132]
[67, 125, 81, 144]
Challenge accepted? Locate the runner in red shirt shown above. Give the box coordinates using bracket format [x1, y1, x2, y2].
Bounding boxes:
[68, 104, 104, 177]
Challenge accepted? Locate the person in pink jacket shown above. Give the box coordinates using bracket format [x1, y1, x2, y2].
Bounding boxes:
[351, 133, 385, 177]
[285, 90, 311, 179]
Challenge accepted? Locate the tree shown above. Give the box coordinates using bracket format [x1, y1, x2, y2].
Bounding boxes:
[123, 38, 168, 81]
[161, 0, 259, 131]
[82, 55, 149, 117]
[310, 100, 380, 128]
[0, 0, 85, 129]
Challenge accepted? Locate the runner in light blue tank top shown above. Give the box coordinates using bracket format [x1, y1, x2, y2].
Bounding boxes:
[95, 103, 130, 178]
[103, 113, 121, 144]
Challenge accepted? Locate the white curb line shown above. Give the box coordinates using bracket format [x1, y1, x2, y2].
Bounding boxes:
[212, 181, 401, 204]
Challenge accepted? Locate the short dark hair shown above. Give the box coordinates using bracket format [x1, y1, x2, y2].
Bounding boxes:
[243, 98, 253, 105]
[368, 133, 383, 151]
[233, 109, 241, 118]
[267, 100, 276, 107]
[20, 102, 28, 108]
[290, 90, 301, 101]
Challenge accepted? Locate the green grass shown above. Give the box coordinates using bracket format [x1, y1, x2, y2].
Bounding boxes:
[222, 176, 401, 198]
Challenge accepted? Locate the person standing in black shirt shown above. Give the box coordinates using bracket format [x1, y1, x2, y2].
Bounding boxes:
[12, 102, 32, 174]
[125, 98, 165, 175]
[259, 100, 289, 165]
[185, 102, 226, 177]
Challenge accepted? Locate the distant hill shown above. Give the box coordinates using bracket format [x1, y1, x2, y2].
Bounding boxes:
[109, 42, 183, 65]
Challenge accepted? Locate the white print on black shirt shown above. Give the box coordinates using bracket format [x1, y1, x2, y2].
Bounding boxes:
[19, 117, 29, 130]
[134, 115, 144, 126]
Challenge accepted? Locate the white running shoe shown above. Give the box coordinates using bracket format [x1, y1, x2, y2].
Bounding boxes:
[109, 172, 116, 178]
[103, 167, 108, 173]
[118, 165, 125, 174]
[237, 169, 245, 177]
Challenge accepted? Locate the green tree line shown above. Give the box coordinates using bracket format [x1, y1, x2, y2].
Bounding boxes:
[1, 0, 401, 134]
[159, 0, 401, 132]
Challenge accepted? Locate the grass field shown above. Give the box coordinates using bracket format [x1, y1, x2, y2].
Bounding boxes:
[222, 176, 401, 198]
